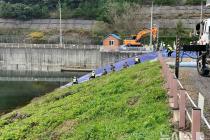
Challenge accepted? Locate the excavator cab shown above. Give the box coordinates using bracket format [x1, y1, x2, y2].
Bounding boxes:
[131, 35, 137, 40]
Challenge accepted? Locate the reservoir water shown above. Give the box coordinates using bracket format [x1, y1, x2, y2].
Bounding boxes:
[0, 70, 86, 115]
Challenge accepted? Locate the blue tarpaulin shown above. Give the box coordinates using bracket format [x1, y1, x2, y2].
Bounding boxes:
[162, 50, 197, 58]
[62, 50, 200, 88]
[62, 52, 158, 88]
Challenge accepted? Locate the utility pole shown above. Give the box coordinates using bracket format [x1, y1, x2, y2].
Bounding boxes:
[200, 0, 203, 22]
[199, 0, 203, 39]
[150, 1, 153, 51]
[59, 0, 63, 47]
[157, 25, 159, 51]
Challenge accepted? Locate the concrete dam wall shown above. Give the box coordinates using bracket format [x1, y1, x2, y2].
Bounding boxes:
[0, 44, 143, 72]
[0, 44, 101, 71]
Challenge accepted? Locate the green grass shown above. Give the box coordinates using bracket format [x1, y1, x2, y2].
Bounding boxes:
[0, 62, 172, 140]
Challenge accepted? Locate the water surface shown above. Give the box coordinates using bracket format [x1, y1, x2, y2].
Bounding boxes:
[0, 70, 87, 115]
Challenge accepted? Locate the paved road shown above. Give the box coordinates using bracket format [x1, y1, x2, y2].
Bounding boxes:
[179, 67, 210, 138]
[164, 57, 210, 137]
[179, 67, 210, 107]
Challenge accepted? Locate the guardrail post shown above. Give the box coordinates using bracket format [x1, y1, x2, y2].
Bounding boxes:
[162, 62, 166, 76]
[173, 92, 178, 109]
[172, 77, 178, 109]
[179, 90, 186, 129]
[172, 78, 178, 94]
[192, 108, 201, 140]
[167, 71, 174, 97]
[169, 72, 173, 89]
[160, 62, 164, 76]
[166, 65, 170, 89]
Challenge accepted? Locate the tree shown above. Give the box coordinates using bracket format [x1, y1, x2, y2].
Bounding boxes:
[176, 20, 186, 37]
[107, 2, 146, 34]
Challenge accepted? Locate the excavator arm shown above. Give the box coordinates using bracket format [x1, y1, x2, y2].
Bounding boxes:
[135, 27, 158, 41]
[135, 29, 150, 41]
[123, 27, 158, 47]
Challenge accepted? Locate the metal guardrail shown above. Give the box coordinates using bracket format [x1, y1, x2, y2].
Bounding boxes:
[177, 79, 210, 129]
[0, 43, 101, 49]
[100, 46, 153, 53]
[0, 77, 71, 82]
[0, 44, 153, 52]
[118, 47, 147, 51]
[159, 53, 210, 140]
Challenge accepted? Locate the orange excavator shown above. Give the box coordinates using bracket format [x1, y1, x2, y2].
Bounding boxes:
[123, 27, 158, 47]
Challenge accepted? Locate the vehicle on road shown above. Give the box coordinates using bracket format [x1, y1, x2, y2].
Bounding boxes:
[182, 19, 210, 76]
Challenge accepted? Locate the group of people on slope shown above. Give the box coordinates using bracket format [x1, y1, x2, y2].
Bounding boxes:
[72, 56, 141, 85]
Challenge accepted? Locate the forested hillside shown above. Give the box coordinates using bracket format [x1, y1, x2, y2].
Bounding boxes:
[0, 0, 206, 20]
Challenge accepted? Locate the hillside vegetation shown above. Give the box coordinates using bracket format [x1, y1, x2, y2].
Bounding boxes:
[0, 0, 200, 46]
[0, 62, 171, 140]
[0, 0, 205, 20]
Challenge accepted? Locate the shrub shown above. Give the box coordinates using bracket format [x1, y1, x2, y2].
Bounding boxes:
[29, 32, 44, 39]
[28, 31, 45, 43]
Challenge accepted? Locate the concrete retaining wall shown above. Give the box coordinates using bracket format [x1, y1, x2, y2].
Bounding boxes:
[100, 52, 143, 67]
[0, 44, 145, 72]
[0, 18, 96, 30]
[0, 44, 101, 71]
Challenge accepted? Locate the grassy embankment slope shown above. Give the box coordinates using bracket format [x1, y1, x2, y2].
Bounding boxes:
[0, 61, 171, 140]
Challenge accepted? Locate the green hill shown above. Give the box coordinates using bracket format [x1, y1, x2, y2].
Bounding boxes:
[0, 61, 171, 140]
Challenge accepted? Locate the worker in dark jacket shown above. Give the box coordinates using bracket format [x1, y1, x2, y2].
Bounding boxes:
[102, 69, 108, 75]
[167, 45, 174, 57]
[110, 64, 115, 72]
[123, 62, 129, 68]
[72, 76, 78, 84]
[167, 45, 173, 57]
[134, 56, 141, 64]
[89, 71, 96, 79]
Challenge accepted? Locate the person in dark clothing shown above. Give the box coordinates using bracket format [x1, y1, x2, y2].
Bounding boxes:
[72, 76, 78, 84]
[110, 64, 115, 72]
[123, 62, 129, 68]
[89, 71, 96, 79]
[102, 69, 108, 75]
[134, 56, 141, 64]
[167, 45, 173, 57]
